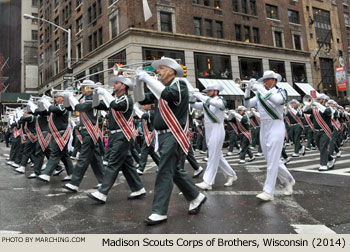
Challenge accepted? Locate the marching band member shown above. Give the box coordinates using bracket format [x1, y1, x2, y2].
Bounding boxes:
[6, 111, 22, 167]
[225, 115, 240, 156]
[37, 92, 74, 182]
[286, 99, 306, 157]
[244, 70, 295, 201]
[303, 94, 335, 171]
[249, 108, 263, 156]
[190, 83, 237, 190]
[328, 100, 342, 158]
[136, 57, 206, 225]
[87, 76, 145, 203]
[230, 106, 255, 164]
[14, 101, 38, 174]
[70, 118, 82, 160]
[63, 80, 105, 192]
[28, 98, 64, 178]
[136, 103, 160, 175]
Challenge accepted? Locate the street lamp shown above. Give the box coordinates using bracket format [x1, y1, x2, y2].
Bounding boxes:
[23, 14, 72, 83]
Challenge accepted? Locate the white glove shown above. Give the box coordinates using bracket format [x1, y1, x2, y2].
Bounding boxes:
[136, 71, 152, 83]
[189, 95, 197, 103]
[95, 87, 106, 95]
[193, 92, 202, 99]
[251, 83, 259, 92]
[64, 91, 73, 99]
[42, 98, 52, 111]
[229, 110, 243, 121]
[27, 100, 34, 107]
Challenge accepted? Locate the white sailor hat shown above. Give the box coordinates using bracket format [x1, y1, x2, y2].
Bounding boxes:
[317, 93, 329, 100]
[257, 70, 282, 83]
[237, 105, 247, 111]
[327, 99, 337, 105]
[289, 99, 300, 104]
[80, 80, 95, 87]
[109, 75, 134, 91]
[152, 57, 184, 77]
[203, 83, 224, 92]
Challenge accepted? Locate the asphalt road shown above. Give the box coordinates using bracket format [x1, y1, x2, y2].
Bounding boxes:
[0, 141, 349, 234]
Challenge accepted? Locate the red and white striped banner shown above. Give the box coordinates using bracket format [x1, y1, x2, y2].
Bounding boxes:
[81, 112, 99, 145]
[288, 109, 304, 129]
[158, 98, 190, 155]
[313, 107, 332, 139]
[229, 122, 239, 135]
[36, 118, 51, 152]
[142, 119, 155, 147]
[236, 119, 252, 143]
[284, 116, 291, 126]
[13, 127, 20, 138]
[304, 114, 315, 131]
[111, 109, 136, 142]
[75, 128, 83, 144]
[48, 114, 71, 151]
[24, 121, 38, 143]
[250, 118, 257, 129]
[19, 126, 26, 144]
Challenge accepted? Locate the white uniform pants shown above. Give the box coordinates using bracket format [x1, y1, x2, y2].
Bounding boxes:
[203, 122, 236, 185]
[260, 120, 294, 194]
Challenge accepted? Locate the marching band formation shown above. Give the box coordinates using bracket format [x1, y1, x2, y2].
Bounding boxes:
[3, 57, 350, 226]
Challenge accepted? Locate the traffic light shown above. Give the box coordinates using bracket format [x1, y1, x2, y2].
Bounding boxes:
[181, 64, 187, 77]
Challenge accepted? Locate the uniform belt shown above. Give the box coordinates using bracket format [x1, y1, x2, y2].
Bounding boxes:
[291, 123, 300, 126]
[110, 129, 123, 134]
[79, 126, 86, 131]
[314, 129, 324, 132]
[157, 129, 171, 135]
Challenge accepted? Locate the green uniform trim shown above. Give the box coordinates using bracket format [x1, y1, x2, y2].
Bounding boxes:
[257, 93, 281, 120]
[264, 92, 273, 100]
[203, 98, 219, 123]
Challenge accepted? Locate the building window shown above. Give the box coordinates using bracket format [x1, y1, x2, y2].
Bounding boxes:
[214, 0, 221, 8]
[266, 4, 279, 20]
[88, 7, 92, 23]
[143, 47, 185, 64]
[54, 17, 59, 30]
[89, 35, 92, 51]
[54, 57, 59, 75]
[194, 53, 232, 82]
[205, 19, 213, 37]
[110, 15, 118, 38]
[194, 17, 202, 36]
[291, 62, 307, 83]
[269, 60, 287, 82]
[216, 21, 223, 38]
[40, 34, 43, 44]
[160, 12, 172, 32]
[54, 38, 59, 51]
[241, 0, 248, 14]
[288, 10, 300, 24]
[93, 3, 97, 20]
[98, 27, 103, 46]
[293, 34, 302, 50]
[77, 43, 82, 59]
[204, 0, 210, 6]
[274, 31, 283, 47]
[75, 71, 86, 82]
[76, 0, 82, 7]
[108, 50, 127, 70]
[232, 0, 239, 12]
[313, 8, 332, 44]
[54, 0, 59, 9]
[343, 0, 348, 5]
[345, 13, 350, 27]
[320, 58, 336, 96]
[235, 24, 242, 41]
[98, 0, 102, 15]
[239, 57, 262, 80]
[253, 27, 260, 43]
[192, 0, 200, 4]
[250, 0, 257, 16]
[32, 0, 37, 6]
[31, 13, 38, 24]
[40, 53, 43, 64]
[89, 62, 104, 83]
[93, 31, 98, 49]
[109, 0, 117, 5]
[76, 16, 83, 33]
[244, 26, 250, 42]
[31, 30, 38, 41]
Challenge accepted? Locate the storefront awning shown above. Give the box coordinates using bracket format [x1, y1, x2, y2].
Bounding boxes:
[276, 82, 301, 100]
[294, 83, 319, 97]
[198, 79, 245, 99]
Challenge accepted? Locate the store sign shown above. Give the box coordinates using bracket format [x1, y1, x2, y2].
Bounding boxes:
[335, 66, 347, 91]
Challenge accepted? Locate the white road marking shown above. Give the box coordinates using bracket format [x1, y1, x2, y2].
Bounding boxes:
[46, 193, 66, 197]
[206, 190, 305, 196]
[292, 224, 336, 234]
[38, 205, 67, 220]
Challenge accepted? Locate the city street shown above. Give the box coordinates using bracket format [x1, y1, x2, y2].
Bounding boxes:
[0, 142, 349, 234]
